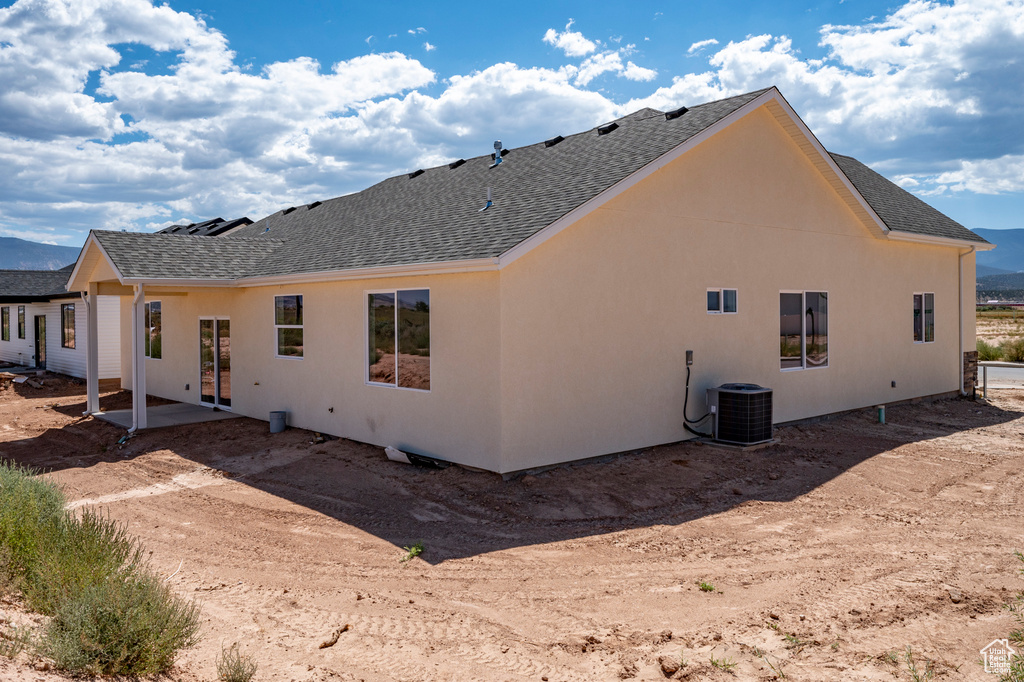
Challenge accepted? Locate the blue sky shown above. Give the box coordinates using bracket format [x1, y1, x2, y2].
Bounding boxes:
[0, 0, 1022, 246]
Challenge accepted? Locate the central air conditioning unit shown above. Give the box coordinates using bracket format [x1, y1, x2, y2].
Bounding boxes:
[706, 383, 774, 446]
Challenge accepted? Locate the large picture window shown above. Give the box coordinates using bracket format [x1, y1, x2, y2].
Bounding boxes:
[913, 293, 934, 343]
[274, 295, 303, 358]
[1, 307, 8, 342]
[780, 291, 828, 370]
[145, 301, 161, 358]
[61, 303, 75, 349]
[367, 289, 430, 390]
[17, 305, 25, 339]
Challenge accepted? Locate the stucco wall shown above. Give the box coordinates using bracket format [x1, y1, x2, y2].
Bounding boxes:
[133, 273, 503, 471]
[497, 106, 973, 472]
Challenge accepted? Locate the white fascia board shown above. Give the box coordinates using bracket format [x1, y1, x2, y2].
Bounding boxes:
[120, 277, 236, 287]
[886, 230, 995, 250]
[66, 232, 125, 292]
[238, 258, 500, 287]
[766, 93, 891, 237]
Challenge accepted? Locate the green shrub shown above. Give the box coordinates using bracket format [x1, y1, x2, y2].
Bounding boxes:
[217, 642, 258, 682]
[0, 461, 66, 584]
[978, 339, 1002, 361]
[1001, 338, 1024, 363]
[43, 572, 201, 677]
[0, 459, 202, 676]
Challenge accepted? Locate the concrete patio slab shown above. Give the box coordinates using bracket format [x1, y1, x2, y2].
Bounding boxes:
[94, 402, 241, 430]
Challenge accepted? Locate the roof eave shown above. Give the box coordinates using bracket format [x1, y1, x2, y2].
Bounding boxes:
[885, 230, 995, 250]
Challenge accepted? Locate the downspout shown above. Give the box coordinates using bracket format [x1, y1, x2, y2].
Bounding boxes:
[128, 284, 144, 433]
[958, 246, 976, 396]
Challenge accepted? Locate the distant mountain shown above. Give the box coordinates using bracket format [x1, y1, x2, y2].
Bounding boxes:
[0, 237, 80, 270]
[977, 263, 1014, 278]
[975, 228, 1024, 274]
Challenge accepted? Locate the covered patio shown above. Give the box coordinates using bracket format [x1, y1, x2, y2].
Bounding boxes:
[94, 402, 240, 430]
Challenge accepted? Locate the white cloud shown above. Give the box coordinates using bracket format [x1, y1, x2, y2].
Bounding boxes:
[1, 0, 1022, 244]
[543, 19, 597, 57]
[424, 42, 436, 52]
[575, 52, 657, 86]
[687, 38, 719, 54]
[627, 0, 1024, 192]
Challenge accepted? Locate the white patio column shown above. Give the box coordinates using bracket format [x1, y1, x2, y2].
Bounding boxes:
[84, 282, 99, 414]
[130, 283, 147, 431]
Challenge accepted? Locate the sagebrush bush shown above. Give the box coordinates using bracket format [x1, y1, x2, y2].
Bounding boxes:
[978, 339, 1002, 361]
[43, 572, 201, 676]
[1001, 338, 1024, 363]
[217, 642, 258, 682]
[0, 459, 202, 676]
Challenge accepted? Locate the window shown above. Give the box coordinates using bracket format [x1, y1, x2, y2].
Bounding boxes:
[61, 303, 75, 349]
[1, 307, 8, 342]
[780, 291, 828, 370]
[367, 289, 430, 390]
[17, 305, 25, 339]
[913, 293, 935, 343]
[145, 301, 161, 358]
[707, 288, 738, 314]
[274, 295, 303, 358]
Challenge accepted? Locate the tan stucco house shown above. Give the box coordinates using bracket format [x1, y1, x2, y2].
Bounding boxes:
[66, 87, 991, 474]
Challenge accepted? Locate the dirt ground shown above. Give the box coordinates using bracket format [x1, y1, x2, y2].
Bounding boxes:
[977, 311, 1024, 345]
[1, 375, 1023, 681]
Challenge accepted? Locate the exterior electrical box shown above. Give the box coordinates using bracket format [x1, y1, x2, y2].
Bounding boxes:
[706, 383, 774, 446]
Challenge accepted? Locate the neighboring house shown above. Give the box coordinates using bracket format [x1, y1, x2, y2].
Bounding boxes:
[67, 87, 991, 474]
[0, 265, 120, 379]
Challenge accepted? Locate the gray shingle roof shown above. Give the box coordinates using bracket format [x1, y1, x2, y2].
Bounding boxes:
[88, 87, 988, 282]
[221, 89, 772, 277]
[0, 265, 76, 302]
[830, 153, 989, 245]
[92, 232, 284, 280]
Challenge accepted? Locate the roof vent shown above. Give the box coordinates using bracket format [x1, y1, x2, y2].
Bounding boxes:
[478, 187, 493, 212]
[597, 122, 618, 136]
[489, 140, 503, 168]
[448, 158, 466, 170]
[187, 226, 200, 234]
[544, 135, 564, 148]
[307, 201, 322, 210]
[665, 106, 689, 121]
[408, 169, 424, 179]
[282, 206, 297, 216]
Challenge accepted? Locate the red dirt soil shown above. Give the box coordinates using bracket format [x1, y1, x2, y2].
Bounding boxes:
[1, 374, 1023, 681]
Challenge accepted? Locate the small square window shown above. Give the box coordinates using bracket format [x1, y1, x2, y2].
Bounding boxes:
[707, 288, 737, 314]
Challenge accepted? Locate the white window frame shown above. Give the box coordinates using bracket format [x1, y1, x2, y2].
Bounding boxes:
[780, 290, 829, 372]
[60, 303, 76, 349]
[913, 292, 935, 344]
[144, 301, 161, 359]
[273, 294, 303, 360]
[364, 287, 431, 393]
[707, 288, 738, 314]
[198, 315, 231, 410]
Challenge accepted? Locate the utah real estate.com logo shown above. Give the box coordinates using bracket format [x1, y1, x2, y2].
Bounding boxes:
[981, 639, 1016, 675]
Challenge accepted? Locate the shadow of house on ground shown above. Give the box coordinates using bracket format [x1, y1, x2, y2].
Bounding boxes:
[3, 380, 1022, 565]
